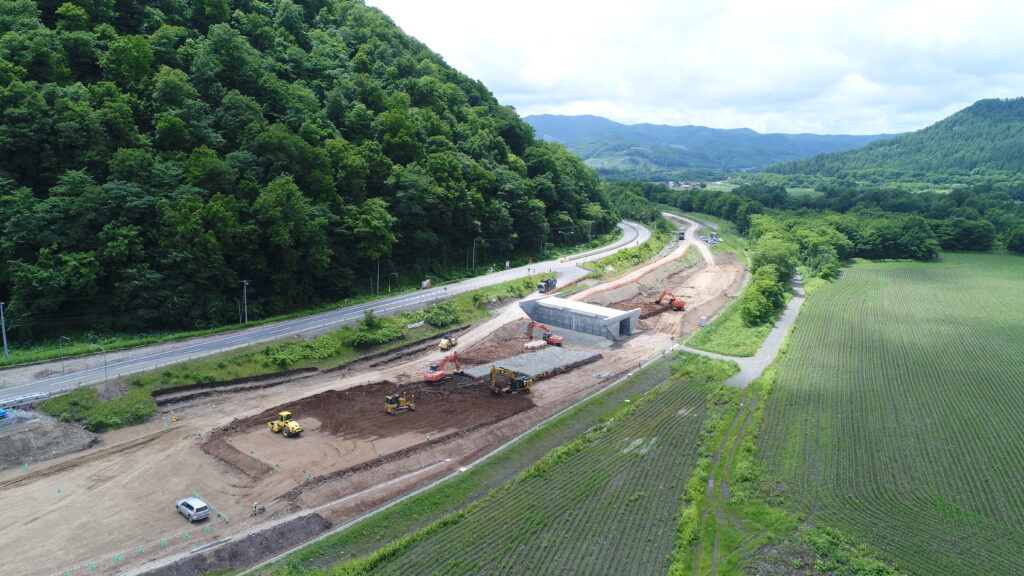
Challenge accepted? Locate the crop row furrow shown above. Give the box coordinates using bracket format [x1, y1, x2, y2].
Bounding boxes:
[758, 256, 1024, 575]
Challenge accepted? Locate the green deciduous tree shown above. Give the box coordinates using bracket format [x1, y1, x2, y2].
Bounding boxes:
[99, 35, 153, 94]
[751, 233, 799, 281]
[253, 175, 331, 309]
[1006, 225, 1024, 254]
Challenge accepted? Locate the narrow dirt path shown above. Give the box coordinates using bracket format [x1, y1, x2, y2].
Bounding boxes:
[677, 275, 805, 388]
[705, 393, 748, 575]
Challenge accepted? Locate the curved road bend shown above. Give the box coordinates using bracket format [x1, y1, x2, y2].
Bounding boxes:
[0, 222, 650, 404]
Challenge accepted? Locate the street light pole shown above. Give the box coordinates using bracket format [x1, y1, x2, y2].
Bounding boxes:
[0, 301, 7, 361]
[90, 343, 107, 384]
[241, 280, 251, 323]
[59, 336, 70, 373]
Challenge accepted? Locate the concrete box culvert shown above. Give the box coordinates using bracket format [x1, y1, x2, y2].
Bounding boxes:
[519, 297, 640, 341]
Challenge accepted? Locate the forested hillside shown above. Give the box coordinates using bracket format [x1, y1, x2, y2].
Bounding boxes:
[525, 114, 891, 181]
[0, 0, 616, 335]
[766, 98, 1024, 188]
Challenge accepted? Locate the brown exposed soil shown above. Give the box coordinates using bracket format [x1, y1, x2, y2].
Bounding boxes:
[139, 514, 332, 576]
[242, 377, 531, 437]
[0, 223, 747, 576]
[454, 322, 536, 365]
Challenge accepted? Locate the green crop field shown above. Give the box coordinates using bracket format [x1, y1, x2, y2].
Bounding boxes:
[757, 253, 1024, 575]
[331, 357, 721, 576]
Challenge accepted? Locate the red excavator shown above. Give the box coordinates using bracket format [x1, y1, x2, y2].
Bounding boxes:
[527, 321, 564, 346]
[654, 290, 686, 311]
[424, 352, 461, 383]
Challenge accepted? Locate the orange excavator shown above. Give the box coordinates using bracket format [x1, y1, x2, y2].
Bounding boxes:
[655, 290, 686, 311]
[527, 321, 564, 346]
[424, 352, 461, 383]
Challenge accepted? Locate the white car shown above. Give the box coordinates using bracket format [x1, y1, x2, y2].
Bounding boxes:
[176, 497, 211, 522]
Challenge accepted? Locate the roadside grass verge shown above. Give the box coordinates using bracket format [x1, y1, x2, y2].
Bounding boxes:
[41, 382, 158, 432]
[578, 216, 674, 283]
[38, 275, 543, 433]
[249, 358, 684, 576]
[798, 265, 831, 296]
[0, 289, 409, 369]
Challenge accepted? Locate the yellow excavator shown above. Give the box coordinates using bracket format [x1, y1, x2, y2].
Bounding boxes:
[490, 366, 533, 395]
[385, 393, 416, 415]
[268, 411, 303, 437]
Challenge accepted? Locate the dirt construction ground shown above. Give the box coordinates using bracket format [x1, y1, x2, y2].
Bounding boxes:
[0, 228, 744, 576]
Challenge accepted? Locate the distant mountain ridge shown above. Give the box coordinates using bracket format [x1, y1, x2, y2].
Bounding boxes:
[765, 98, 1024, 184]
[524, 114, 895, 180]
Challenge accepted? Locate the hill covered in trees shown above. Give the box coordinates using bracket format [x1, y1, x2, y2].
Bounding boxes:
[765, 98, 1024, 189]
[525, 114, 892, 181]
[0, 0, 617, 335]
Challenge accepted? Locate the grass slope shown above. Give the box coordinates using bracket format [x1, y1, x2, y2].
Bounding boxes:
[757, 253, 1024, 575]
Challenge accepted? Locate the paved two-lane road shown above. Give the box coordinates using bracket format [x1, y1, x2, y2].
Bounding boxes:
[0, 222, 649, 405]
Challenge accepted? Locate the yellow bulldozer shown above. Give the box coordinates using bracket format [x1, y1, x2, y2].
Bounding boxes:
[385, 393, 416, 415]
[490, 366, 533, 395]
[267, 411, 303, 437]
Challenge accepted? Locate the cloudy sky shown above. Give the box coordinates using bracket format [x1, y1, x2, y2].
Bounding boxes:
[364, 0, 1024, 135]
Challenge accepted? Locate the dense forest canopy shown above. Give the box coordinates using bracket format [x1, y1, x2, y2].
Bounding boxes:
[0, 0, 617, 336]
[764, 97, 1024, 190]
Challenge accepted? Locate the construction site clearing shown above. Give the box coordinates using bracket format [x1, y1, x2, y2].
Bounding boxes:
[0, 234, 745, 576]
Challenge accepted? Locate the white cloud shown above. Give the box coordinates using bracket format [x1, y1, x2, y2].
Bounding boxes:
[366, 0, 1024, 134]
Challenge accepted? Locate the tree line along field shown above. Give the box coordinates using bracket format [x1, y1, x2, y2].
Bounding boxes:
[757, 253, 1024, 575]
[319, 358, 716, 576]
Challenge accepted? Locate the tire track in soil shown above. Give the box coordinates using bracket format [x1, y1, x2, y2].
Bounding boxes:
[706, 396, 747, 575]
[721, 397, 757, 531]
[0, 426, 174, 490]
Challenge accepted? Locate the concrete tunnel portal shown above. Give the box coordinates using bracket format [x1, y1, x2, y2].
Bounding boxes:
[519, 297, 641, 341]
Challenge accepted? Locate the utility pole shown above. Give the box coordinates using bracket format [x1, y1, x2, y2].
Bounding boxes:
[240, 280, 251, 323]
[376, 258, 381, 294]
[0, 301, 8, 361]
[472, 238, 478, 269]
[89, 343, 107, 384]
[59, 336, 70, 373]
